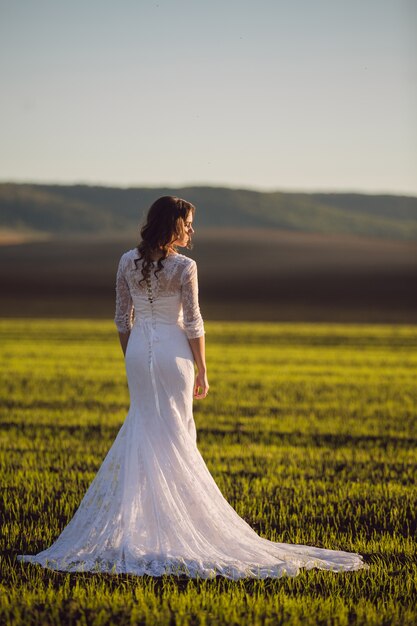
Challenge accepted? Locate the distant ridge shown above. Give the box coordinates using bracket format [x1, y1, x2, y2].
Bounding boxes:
[1, 182, 416, 241]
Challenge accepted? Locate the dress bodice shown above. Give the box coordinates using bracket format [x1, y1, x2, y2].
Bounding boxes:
[131, 293, 183, 325]
[114, 249, 205, 339]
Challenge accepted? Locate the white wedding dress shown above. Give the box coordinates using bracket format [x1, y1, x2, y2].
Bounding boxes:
[17, 250, 368, 579]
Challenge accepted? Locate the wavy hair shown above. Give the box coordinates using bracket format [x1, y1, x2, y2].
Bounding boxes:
[135, 196, 195, 285]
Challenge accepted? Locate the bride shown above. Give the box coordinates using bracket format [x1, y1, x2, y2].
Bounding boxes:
[17, 196, 368, 579]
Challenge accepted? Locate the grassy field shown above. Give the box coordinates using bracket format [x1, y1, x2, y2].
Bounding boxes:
[1, 319, 416, 625]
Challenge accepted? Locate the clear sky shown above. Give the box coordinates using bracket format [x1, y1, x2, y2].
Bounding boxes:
[0, 0, 416, 194]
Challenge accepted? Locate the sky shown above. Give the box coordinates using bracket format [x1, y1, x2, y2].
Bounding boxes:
[0, 0, 416, 195]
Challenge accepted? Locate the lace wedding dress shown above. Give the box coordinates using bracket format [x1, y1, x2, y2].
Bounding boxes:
[17, 250, 368, 579]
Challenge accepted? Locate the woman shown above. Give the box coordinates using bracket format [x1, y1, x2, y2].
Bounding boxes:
[17, 196, 367, 578]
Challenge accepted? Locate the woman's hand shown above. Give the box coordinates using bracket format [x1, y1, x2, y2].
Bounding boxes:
[194, 370, 209, 399]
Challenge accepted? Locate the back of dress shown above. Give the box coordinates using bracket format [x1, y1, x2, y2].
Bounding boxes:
[16, 247, 368, 578]
[114, 249, 205, 339]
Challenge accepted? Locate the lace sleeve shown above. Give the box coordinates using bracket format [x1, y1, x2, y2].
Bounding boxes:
[114, 254, 134, 333]
[181, 260, 205, 339]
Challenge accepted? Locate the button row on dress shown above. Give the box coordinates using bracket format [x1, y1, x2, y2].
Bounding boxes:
[145, 273, 155, 366]
[145, 275, 155, 304]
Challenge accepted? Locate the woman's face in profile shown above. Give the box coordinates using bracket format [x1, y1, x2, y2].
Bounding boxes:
[173, 213, 194, 247]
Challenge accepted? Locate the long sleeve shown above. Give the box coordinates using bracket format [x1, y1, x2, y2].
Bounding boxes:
[114, 254, 134, 333]
[181, 260, 205, 339]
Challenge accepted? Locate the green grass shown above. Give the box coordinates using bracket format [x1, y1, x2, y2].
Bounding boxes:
[1, 319, 416, 626]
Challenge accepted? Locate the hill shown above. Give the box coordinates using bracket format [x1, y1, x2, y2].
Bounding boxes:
[1, 183, 416, 241]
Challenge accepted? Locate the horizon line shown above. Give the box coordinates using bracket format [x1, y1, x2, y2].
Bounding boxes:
[1, 178, 416, 198]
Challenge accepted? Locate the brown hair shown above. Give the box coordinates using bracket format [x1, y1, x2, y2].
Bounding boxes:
[135, 196, 195, 285]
